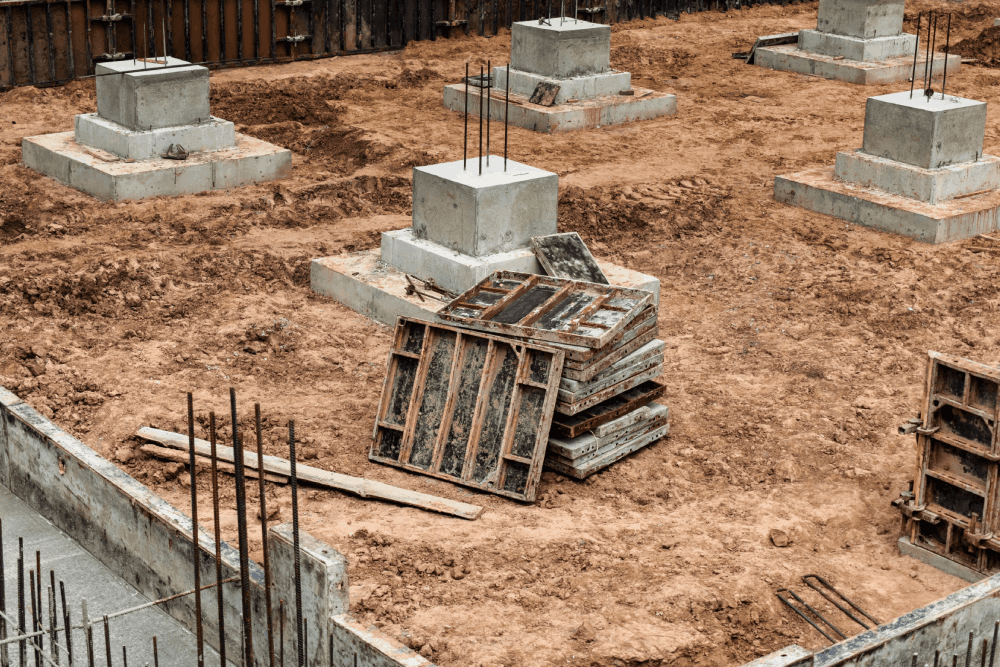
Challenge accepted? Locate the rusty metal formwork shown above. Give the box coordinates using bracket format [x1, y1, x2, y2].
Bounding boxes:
[371, 317, 565, 502]
[437, 271, 653, 350]
[897, 351, 1000, 576]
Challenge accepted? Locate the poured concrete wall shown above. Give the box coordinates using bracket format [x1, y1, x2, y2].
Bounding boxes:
[0, 386, 431, 667]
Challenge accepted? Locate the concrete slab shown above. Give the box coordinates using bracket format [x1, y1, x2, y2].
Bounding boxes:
[310, 249, 660, 328]
[0, 484, 229, 666]
[443, 84, 676, 133]
[412, 158, 558, 257]
[798, 29, 914, 62]
[898, 537, 987, 583]
[491, 66, 631, 104]
[755, 45, 959, 85]
[511, 19, 610, 78]
[863, 92, 987, 169]
[741, 645, 813, 667]
[774, 166, 1000, 243]
[74, 113, 236, 161]
[834, 149, 1000, 203]
[22, 131, 291, 201]
[380, 228, 543, 294]
[96, 58, 210, 131]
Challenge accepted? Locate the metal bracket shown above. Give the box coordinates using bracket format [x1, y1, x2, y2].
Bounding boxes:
[915, 426, 940, 435]
[278, 34, 310, 43]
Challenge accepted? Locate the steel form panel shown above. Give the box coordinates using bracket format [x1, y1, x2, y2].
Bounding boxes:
[371, 317, 565, 502]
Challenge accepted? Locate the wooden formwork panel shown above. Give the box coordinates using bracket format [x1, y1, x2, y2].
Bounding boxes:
[438, 271, 652, 350]
[371, 317, 565, 503]
[903, 351, 1000, 575]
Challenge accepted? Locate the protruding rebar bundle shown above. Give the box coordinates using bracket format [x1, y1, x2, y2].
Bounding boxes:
[208, 413, 225, 667]
[229, 388, 254, 667]
[186, 393, 204, 667]
[288, 421, 304, 667]
[941, 13, 952, 99]
[255, 404, 276, 667]
[910, 12, 921, 99]
[463, 62, 469, 171]
[504, 63, 510, 172]
[478, 65, 484, 175]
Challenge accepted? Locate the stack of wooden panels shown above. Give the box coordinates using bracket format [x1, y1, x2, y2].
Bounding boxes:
[437, 270, 669, 479]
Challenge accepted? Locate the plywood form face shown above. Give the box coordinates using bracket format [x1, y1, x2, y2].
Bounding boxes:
[530, 232, 610, 285]
[371, 317, 565, 502]
[905, 351, 1000, 575]
[438, 271, 652, 349]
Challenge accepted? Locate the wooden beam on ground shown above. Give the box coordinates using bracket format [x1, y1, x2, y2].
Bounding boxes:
[139, 444, 289, 484]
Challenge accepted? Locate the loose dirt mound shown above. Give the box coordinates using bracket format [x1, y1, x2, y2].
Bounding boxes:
[951, 25, 1000, 66]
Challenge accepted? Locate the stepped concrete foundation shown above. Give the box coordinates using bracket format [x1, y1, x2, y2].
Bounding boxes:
[22, 57, 291, 201]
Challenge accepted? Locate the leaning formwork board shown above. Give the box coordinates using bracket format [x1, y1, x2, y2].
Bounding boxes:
[898, 351, 1000, 576]
[371, 317, 565, 503]
[530, 232, 610, 285]
[437, 271, 653, 350]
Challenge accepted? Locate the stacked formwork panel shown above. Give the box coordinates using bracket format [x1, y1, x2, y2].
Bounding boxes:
[898, 351, 1000, 577]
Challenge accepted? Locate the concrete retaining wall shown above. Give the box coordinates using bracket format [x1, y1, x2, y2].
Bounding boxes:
[0, 386, 431, 667]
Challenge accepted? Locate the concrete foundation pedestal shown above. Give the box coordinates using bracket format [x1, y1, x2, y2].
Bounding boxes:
[22, 58, 291, 200]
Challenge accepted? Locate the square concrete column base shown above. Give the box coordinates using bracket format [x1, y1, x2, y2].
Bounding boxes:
[381, 228, 544, 294]
[74, 113, 236, 160]
[755, 46, 959, 85]
[22, 131, 291, 201]
[443, 83, 676, 133]
[491, 66, 632, 105]
[834, 150, 1000, 204]
[897, 537, 987, 583]
[311, 249, 660, 328]
[774, 166, 1000, 243]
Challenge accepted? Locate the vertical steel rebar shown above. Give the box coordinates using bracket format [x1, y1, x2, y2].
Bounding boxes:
[59, 583, 70, 667]
[922, 10, 932, 93]
[970, 633, 976, 667]
[230, 388, 254, 667]
[504, 62, 509, 172]
[255, 404, 276, 667]
[18, 540, 24, 667]
[102, 617, 110, 667]
[983, 640, 990, 667]
[120, 647, 126, 667]
[485, 59, 491, 166]
[209, 413, 225, 667]
[464, 62, 469, 171]
[936, 652, 941, 667]
[926, 12, 937, 97]
[327, 635, 332, 667]
[150, 638, 157, 667]
[990, 621, 999, 667]
[941, 13, 951, 99]
[288, 422, 303, 667]
[80, 601, 91, 667]
[47, 587, 55, 667]
[910, 12, 920, 98]
[187, 394, 205, 667]
[478, 65, 483, 175]
[28, 573, 38, 667]
[33, 555, 40, 637]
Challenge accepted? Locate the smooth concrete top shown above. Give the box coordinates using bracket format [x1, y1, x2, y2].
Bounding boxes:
[412, 157, 558, 257]
[862, 91, 987, 169]
[96, 57, 211, 131]
[511, 19, 611, 79]
[816, 0, 905, 39]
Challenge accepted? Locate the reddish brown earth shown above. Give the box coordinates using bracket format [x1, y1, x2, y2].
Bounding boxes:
[4, 2, 1000, 665]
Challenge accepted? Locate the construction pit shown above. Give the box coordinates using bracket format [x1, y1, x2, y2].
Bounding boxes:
[8, 0, 1000, 666]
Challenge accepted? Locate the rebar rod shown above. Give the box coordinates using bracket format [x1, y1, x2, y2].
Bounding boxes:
[504, 63, 509, 172]
[802, 575, 878, 628]
[941, 13, 951, 99]
[969, 633, 976, 667]
[150, 638, 156, 667]
[187, 393, 204, 667]
[922, 11, 933, 94]
[463, 62, 469, 171]
[983, 640, 990, 667]
[120, 647, 125, 667]
[101, 617, 110, 667]
[486, 59, 491, 167]
[910, 12, 920, 98]
[255, 404, 276, 667]
[479, 65, 484, 175]
[102, 580, 237, 622]
[229, 388, 254, 667]
[29, 572, 38, 667]
[990, 621, 998, 667]
[58, 584, 69, 667]
[80, 601, 91, 667]
[46, 589, 54, 667]
[208, 413, 225, 667]
[288, 421, 303, 667]
[18, 541, 25, 667]
[927, 12, 937, 98]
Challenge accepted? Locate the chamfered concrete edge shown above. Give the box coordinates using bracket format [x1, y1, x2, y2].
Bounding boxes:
[0, 387, 433, 667]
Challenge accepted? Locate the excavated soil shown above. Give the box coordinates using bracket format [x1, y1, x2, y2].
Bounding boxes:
[4, 1, 1000, 665]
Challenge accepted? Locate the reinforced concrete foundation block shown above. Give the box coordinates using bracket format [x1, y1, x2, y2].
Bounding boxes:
[74, 113, 236, 160]
[491, 66, 631, 103]
[754, 46, 959, 85]
[815, 0, 906, 39]
[381, 228, 543, 294]
[412, 158, 558, 257]
[96, 57, 210, 131]
[863, 92, 987, 169]
[511, 19, 611, 79]
[798, 29, 915, 61]
[834, 149, 1000, 203]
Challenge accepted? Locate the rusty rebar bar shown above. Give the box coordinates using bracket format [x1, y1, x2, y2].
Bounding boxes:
[990, 621, 998, 667]
[922, 11, 933, 94]
[910, 12, 920, 98]
[941, 13, 951, 99]
[289, 421, 303, 667]
[479, 65, 484, 175]
[18, 540, 24, 667]
[187, 393, 204, 667]
[464, 62, 468, 171]
[209, 413, 225, 667]
[150, 638, 156, 667]
[256, 404, 276, 667]
[926, 12, 938, 98]
[969, 632, 976, 667]
[27, 574, 37, 667]
[58, 584, 69, 667]
[486, 59, 491, 167]
[229, 388, 254, 667]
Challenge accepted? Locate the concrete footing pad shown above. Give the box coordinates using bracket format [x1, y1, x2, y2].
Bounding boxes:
[311, 249, 660, 328]
[22, 131, 291, 201]
[755, 46, 959, 85]
[443, 84, 676, 133]
[898, 537, 986, 583]
[774, 166, 1000, 243]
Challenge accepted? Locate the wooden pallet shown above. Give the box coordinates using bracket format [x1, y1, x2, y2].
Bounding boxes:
[371, 317, 565, 503]
[438, 271, 653, 350]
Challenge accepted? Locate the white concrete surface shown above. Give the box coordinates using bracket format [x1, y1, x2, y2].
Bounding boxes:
[511, 19, 610, 79]
[380, 228, 544, 294]
[798, 28, 914, 61]
[834, 149, 1000, 203]
[96, 57, 210, 131]
[863, 92, 987, 169]
[412, 158, 558, 257]
[491, 66, 631, 103]
[754, 45, 959, 85]
[74, 113, 236, 160]
[815, 0, 906, 39]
